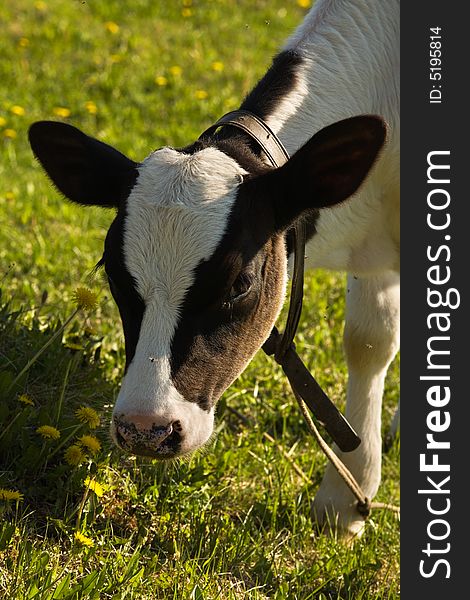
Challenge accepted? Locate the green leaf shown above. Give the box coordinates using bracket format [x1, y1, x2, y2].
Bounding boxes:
[27, 583, 40, 600]
[190, 585, 205, 600]
[0, 523, 16, 550]
[79, 571, 100, 595]
[52, 573, 71, 599]
[0, 370, 14, 398]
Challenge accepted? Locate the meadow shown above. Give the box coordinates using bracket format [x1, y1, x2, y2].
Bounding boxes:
[0, 1, 400, 598]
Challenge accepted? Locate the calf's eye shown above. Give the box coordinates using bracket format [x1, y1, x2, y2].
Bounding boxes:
[223, 272, 253, 308]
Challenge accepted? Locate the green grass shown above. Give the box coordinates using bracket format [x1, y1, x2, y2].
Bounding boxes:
[0, 1, 399, 598]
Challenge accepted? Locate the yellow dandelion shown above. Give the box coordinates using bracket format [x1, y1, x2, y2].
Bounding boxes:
[72, 286, 98, 312]
[169, 65, 182, 77]
[297, 0, 312, 8]
[5, 191, 15, 201]
[110, 54, 123, 63]
[0, 488, 23, 501]
[18, 393, 34, 406]
[53, 107, 71, 118]
[195, 90, 208, 100]
[11, 106, 25, 117]
[74, 531, 94, 547]
[85, 101, 98, 115]
[182, 8, 192, 17]
[18, 37, 30, 48]
[78, 434, 101, 455]
[4, 129, 17, 139]
[35, 1, 47, 11]
[105, 21, 120, 34]
[75, 406, 100, 429]
[155, 75, 168, 87]
[64, 444, 87, 466]
[0, 117, 6, 127]
[84, 476, 105, 497]
[37, 425, 61, 440]
[211, 61, 224, 72]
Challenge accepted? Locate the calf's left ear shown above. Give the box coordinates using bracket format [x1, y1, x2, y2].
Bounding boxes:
[244, 115, 387, 231]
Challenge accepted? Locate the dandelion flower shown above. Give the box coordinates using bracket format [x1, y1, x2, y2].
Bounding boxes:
[0, 117, 6, 127]
[35, 1, 47, 11]
[195, 90, 208, 100]
[4, 129, 17, 139]
[85, 101, 97, 115]
[10, 105, 25, 116]
[155, 76, 168, 87]
[53, 107, 71, 118]
[182, 8, 192, 17]
[105, 21, 120, 34]
[0, 488, 23, 501]
[19, 37, 30, 48]
[84, 477, 105, 497]
[74, 531, 94, 547]
[18, 393, 34, 406]
[64, 444, 87, 466]
[75, 406, 100, 429]
[169, 65, 182, 77]
[297, 0, 312, 7]
[78, 434, 101, 455]
[73, 286, 98, 312]
[37, 425, 61, 440]
[211, 61, 224, 72]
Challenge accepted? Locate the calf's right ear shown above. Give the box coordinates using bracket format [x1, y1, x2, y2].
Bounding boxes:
[241, 115, 387, 232]
[28, 121, 138, 208]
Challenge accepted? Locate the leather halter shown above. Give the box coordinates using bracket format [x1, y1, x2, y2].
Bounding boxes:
[199, 110, 361, 453]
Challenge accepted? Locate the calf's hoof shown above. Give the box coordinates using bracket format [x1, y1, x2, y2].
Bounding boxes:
[311, 496, 367, 542]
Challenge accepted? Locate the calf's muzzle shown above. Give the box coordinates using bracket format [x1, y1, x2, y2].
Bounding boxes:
[112, 414, 183, 457]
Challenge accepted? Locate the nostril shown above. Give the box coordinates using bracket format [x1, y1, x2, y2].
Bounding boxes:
[113, 415, 180, 456]
[115, 425, 135, 452]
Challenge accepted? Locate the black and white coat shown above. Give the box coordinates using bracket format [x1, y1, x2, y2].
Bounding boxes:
[29, 0, 399, 536]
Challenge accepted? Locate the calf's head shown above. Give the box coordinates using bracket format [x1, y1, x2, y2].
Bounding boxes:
[29, 115, 385, 458]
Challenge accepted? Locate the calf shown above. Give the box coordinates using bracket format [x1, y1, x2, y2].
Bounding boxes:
[29, 0, 399, 536]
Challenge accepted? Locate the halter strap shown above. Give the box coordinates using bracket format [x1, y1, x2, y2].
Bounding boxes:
[199, 109, 290, 168]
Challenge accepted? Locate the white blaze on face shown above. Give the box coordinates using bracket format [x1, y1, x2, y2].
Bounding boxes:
[112, 146, 247, 454]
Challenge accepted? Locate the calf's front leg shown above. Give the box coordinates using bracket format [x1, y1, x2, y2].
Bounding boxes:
[312, 271, 400, 537]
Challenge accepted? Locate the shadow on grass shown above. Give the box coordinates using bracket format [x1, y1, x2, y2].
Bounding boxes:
[0, 288, 119, 522]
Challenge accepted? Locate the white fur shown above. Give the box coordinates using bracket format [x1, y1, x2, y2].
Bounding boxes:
[269, 0, 400, 534]
[112, 147, 247, 454]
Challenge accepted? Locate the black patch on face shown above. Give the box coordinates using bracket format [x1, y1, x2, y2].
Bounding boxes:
[102, 207, 145, 371]
[169, 189, 285, 410]
[166, 52, 322, 409]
